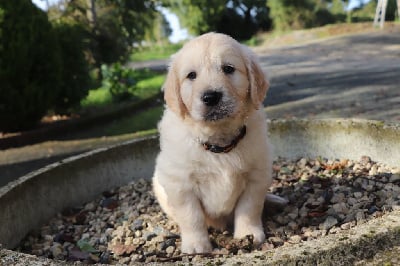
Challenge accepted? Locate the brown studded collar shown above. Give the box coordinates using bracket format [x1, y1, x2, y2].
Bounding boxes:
[201, 126, 247, 153]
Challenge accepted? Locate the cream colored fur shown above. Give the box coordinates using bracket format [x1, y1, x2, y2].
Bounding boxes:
[152, 32, 272, 254]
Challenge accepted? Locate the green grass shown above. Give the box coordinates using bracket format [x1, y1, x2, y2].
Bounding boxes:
[130, 43, 182, 62]
[81, 69, 165, 108]
[80, 87, 113, 108]
[135, 73, 165, 99]
[79, 68, 165, 137]
[242, 35, 264, 46]
[103, 105, 163, 136]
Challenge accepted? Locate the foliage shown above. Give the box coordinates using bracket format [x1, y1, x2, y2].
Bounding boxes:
[81, 87, 113, 108]
[350, 0, 377, 22]
[101, 63, 137, 102]
[268, 0, 314, 31]
[49, 0, 160, 68]
[103, 106, 163, 136]
[216, 0, 272, 40]
[130, 43, 182, 62]
[162, 0, 226, 34]
[380, 0, 398, 21]
[381, 0, 397, 21]
[81, 69, 164, 108]
[164, 0, 371, 35]
[53, 22, 91, 113]
[144, 10, 173, 44]
[349, 0, 398, 22]
[162, 0, 272, 40]
[0, 0, 62, 131]
[267, 0, 347, 31]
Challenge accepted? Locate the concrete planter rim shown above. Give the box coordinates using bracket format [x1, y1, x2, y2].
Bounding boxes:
[1, 118, 400, 265]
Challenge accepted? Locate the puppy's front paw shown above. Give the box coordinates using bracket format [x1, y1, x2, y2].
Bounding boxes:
[181, 235, 212, 254]
[234, 225, 265, 245]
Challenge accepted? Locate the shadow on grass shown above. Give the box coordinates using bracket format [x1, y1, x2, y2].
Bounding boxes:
[61, 105, 163, 140]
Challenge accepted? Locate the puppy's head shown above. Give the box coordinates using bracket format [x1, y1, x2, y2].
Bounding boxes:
[163, 33, 268, 122]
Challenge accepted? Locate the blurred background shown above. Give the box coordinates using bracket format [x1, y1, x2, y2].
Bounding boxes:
[1, 0, 398, 133]
[0, 0, 399, 185]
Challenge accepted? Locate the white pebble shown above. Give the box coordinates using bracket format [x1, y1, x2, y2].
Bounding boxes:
[289, 235, 302, 244]
[166, 245, 175, 254]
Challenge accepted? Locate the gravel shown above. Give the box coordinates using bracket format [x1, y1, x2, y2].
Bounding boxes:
[16, 156, 400, 264]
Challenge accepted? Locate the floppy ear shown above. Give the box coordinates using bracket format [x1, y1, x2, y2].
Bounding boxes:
[247, 53, 269, 109]
[163, 63, 186, 118]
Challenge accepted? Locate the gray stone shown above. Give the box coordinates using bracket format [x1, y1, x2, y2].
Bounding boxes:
[319, 216, 338, 231]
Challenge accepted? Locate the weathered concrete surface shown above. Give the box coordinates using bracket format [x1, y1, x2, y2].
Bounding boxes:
[1, 119, 400, 265]
[0, 133, 145, 187]
[268, 119, 400, 166]
[0, 135, 159, 249]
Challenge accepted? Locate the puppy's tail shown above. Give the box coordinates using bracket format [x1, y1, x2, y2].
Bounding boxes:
[263, 193, 288, 215]
[265, 193, 288, 206]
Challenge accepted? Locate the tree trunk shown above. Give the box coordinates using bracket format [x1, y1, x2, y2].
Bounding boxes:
[397, 0, 400, 20]
[86, 0, 97, 30]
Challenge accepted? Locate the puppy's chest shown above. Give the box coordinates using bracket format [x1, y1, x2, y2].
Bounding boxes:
[191, 167, 247, 216]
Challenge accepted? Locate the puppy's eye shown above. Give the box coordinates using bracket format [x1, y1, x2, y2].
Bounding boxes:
[222, 65, 235, 75]
[187, 71, 197, 80]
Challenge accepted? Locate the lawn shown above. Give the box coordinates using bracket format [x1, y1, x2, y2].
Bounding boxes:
[102, 105, 163, 136]
[81, 69, 165, 109]
[130, 43, 182, 62]
[77, 68, 165, 137]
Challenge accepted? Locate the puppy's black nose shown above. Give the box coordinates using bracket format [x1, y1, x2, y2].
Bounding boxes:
[202, 91, 222, 106]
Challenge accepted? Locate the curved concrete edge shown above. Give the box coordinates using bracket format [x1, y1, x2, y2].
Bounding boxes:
[0, 134, 159, 249]
[268, 118, 400, 166]
[1, 119, 400, 265]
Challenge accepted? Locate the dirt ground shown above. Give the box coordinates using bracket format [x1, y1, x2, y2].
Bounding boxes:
[1, 26, 399, 187]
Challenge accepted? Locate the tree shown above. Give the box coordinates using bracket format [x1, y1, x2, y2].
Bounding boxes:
[267, 0, 347, 31]
[217, 0, 272, 40]
[53, 22, 91, 113]
[350, 0, 398, 22]
[50, 0, 159, 68]
[144, 10, 173, 45]
[0, 0, 62, 131]
[162, 0, 272, 40]
[268, 0, 315, 30]
[385, 0, 399, 21]
[162, 0, 226, 35]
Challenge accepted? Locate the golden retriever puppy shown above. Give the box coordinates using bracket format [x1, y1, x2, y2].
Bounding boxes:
[152, 32, 272, 254]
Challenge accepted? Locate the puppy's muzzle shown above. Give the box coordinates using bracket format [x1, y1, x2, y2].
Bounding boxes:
[201, 90, 234, 121]
[202, 90, 222, 107]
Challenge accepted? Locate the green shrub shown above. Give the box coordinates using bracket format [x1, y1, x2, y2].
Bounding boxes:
[268, 0, 314, 31]
[268, 0, 340, 31]
[101, 63, 137, 102]
[0, 0, 61, 131]
[53, 22, 91, 113]
[351, 0, 397, 22]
